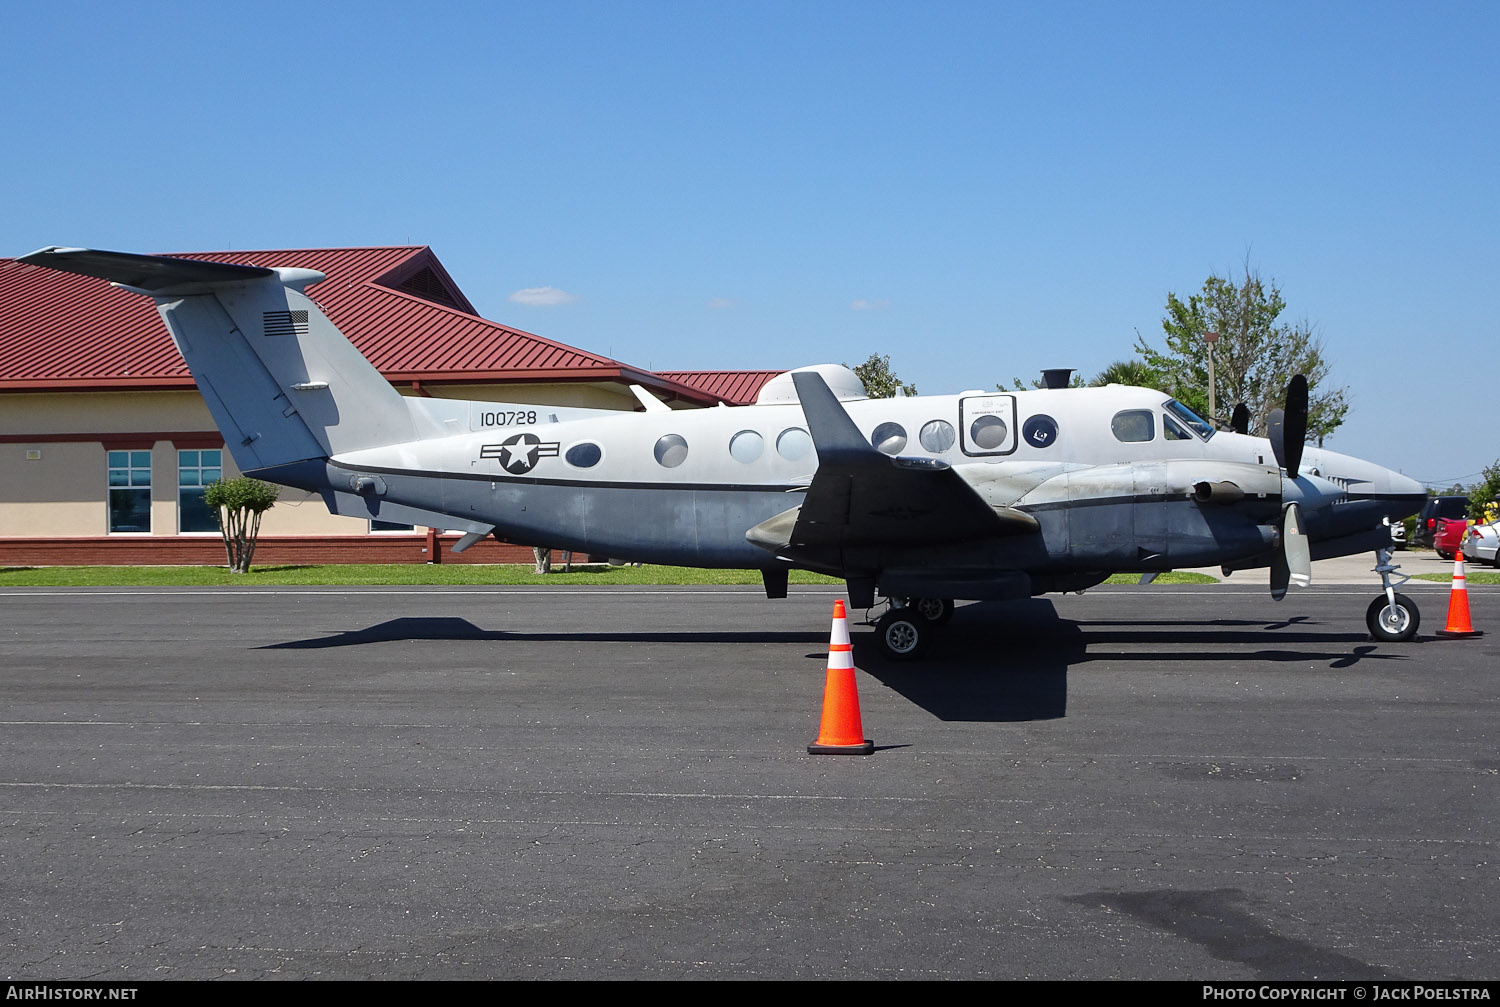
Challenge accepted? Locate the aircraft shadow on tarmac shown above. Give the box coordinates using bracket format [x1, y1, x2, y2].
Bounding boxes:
[262, 602, 1408, 724]
[1065, 888, 1409, 981]
[852, 600, 1410, 723]
[259, 617, 826, 650]
[851, 599, 1081, 722]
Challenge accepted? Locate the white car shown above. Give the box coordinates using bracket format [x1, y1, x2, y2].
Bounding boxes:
[1463, 521, 1500, 567]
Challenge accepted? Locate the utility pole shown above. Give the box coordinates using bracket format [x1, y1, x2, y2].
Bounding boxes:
[1204, 330, 1219, 425]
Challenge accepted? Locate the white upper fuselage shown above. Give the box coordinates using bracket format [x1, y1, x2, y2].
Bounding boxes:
[336, 382, 1420, 513]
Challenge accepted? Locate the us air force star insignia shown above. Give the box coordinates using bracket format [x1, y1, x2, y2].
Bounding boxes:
[480, 433, 560, 475]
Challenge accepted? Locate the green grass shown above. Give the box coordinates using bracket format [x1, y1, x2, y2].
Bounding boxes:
[1414, 570, 1500, 585]
[0, 564, 1220, 588]
[1103, 571, 1219, 585]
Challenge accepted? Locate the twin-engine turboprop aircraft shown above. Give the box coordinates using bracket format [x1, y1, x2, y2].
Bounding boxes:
[20, 247, 1429, 658]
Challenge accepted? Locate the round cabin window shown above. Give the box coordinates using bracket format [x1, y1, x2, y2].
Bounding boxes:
[654, 434, 689, 468]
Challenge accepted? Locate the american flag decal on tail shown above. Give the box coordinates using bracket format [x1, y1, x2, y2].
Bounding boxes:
[263, 310, 309, 337]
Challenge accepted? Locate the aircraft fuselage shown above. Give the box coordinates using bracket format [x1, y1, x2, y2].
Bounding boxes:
[290, 383, 1423, 589]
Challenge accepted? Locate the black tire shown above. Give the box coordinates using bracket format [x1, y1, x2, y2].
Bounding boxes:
[875, 608, 931, 660]
[913, 597, 955, 625]
[1366, 593, 1420, 643]
[1438, 550, 1452, 561]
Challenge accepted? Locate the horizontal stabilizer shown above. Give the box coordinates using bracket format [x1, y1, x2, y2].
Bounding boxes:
[323, 490, 495, 539]
[17, 246, 274, 291]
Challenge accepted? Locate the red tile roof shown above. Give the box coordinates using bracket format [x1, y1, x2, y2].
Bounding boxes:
[656, 370, 784, 406]
[0, 246, 718, 405]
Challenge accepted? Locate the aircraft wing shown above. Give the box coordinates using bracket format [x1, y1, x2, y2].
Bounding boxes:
[778, 371, 1037, 547]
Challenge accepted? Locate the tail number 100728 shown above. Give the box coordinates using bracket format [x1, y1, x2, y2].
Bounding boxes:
[480, 410, 538, 427]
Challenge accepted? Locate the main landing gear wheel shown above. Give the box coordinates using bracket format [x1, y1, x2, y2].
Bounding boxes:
[875, 607, 931, 660]
[1366, 592, 1419, 642]
[913, 597, 955, 625]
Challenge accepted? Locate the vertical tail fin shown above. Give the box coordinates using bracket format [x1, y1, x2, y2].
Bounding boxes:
[18, 247, 417, 474]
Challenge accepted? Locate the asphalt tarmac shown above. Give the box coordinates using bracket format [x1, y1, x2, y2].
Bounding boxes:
[1, 580, 1496, 980]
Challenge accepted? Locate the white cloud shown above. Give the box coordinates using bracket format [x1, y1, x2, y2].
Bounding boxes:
[707, 297, 736, 310]
[850, 298, 891, 311]
[508, 286, 577, 306]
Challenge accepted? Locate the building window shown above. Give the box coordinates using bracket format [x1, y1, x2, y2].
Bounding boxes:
[177, 450, 223, 532]
[370, 520, 414, 532]
[107, 450, 152, 533]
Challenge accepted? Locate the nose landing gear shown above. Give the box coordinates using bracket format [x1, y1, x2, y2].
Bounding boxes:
[1367, 547, 1420, 642]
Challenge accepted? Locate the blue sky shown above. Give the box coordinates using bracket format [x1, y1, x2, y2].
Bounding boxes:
[4, 1, 1496, 486]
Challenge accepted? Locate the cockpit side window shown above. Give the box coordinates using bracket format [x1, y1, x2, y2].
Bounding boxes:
[1164, 399, 1215, 440]
[1163, 415, 1192, 441]
[1111, 409, 1155, 443]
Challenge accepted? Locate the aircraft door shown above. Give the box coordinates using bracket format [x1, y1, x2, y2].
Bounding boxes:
[958, 395, 1018, 456]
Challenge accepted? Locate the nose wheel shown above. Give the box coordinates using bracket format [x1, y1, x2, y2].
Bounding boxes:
[1366, 593, 1419, 642]
[1368, 547, 1420, 642]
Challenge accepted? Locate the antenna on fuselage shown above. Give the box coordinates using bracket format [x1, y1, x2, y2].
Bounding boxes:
[1039, 368, 1074, 389]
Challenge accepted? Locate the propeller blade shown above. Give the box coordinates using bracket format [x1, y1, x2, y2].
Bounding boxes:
[1284, 502, 1311, 588]
[1283, 375, 1308, 479]
[1269, 502, 1312, 601]
[1230, 402, 1250, 435]
[1270, 531, 1289, 600]
[1267, 407, 1287, 471]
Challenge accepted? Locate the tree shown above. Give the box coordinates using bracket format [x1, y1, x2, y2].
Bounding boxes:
[1136, 268, 1348, 440]
[1468, 460, 1500, 522]
[202, 477, 280, 574]
[848, 353, 916, 398]
[1090, 359, 1164, 388]
[1000, 372, 1085, 391]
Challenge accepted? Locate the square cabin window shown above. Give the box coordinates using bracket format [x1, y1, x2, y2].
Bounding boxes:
[1110, 410, 1156, 443]
[107, 450, 152, 533]
[178, 449, 223, 533]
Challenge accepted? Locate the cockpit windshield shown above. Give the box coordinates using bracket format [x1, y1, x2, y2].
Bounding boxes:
[1164, 399, 1215, 440]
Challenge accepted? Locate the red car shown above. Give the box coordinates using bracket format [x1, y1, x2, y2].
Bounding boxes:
[1434, 516, 1469, 560]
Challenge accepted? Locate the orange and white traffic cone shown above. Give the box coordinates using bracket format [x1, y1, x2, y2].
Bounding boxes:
[808, 600, 874, 755]
[1436, 546, 1483, 639]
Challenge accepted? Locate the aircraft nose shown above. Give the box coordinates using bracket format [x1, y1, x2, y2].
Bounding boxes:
[1380, 466, 1427, 519]
[1306, 446, 1427, 520]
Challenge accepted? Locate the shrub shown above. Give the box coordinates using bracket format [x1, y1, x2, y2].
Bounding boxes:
[202, 477, 280, 573]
